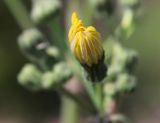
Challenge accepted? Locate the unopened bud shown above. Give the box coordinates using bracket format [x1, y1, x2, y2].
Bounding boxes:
[104, 82, 117, 97]
[108, 42, 138, 78]
[68, 12, 107, 82]
[46, 46, 60, 59]
[121, 9, 134, 29]
[18, 64, 42, 91]
[31, 0, 62, 24]
[115, 73, 137, 93]
[125, 49, 138, 72]
[18, 28, 60, 69]
[18, 28, 48, 60]
[42, 62, 72, 89]
[108, 43, 127, 77]
[115, 9, 135, 39]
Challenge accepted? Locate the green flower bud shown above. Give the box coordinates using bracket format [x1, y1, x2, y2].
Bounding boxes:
[121, 9, 134, 30]
[18, 64, 42, 91]
[46, 46, 60, 59]
[108, 43, 127, 77]
[41, 71, 56, 89]
[125, 49, 138, 72]
[115, 9, 135, 40]
[18, 28, 48, 60]
[108, 42, 138, 78]
[31, 0, 62, 24]
[104, 82, 117, 97]
[41, 62, 72, 89]
[115, 73, 137, 93]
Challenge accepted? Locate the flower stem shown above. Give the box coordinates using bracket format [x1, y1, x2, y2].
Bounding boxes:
[95, 82, 104, 123]
[58, 86, 94, 113]
[83, 79, 100, 112]
[48, 17, 67, 56]
[4, 0, 34, 30]
[60, 96, 79, 123]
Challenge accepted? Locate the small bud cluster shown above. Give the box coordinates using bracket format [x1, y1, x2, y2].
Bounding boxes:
[96, 0, 140, 121]
[18, 28, 60, 70]
[18, 28, 72, 90]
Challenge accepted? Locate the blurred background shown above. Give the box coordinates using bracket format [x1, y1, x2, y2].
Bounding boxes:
[0, 0, 160, 123]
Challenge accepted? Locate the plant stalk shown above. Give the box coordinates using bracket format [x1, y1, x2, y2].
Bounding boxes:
[4, 0, 34, 30]
[58, 86, 94, 113]
[60, 96, 79, 123]
[83, 79, 100, 112]
[48, 17, 67, 56]
[95, 82, 104, 123]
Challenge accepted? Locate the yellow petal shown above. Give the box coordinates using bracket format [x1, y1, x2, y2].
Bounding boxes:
[68, 12, 103, 66]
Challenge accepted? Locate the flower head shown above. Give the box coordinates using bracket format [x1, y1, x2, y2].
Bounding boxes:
[68, 12, 107, 82]
[68, 12, 103, 66]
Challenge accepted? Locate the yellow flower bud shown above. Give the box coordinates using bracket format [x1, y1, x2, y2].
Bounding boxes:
[68, 12, 107, 82]
[68, 12, 103, 66]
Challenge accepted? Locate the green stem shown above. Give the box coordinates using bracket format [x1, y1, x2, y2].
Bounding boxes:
[58, 86, 94, 113]
[95, 83, 104, 123]
[83, 79, 99, 112]
[60, 96, 79, 123]
[4, 0, 34, 30]
[65, 52, 100, 112]
[95, 83, 102, 111]
[48, 17, 67, 55]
